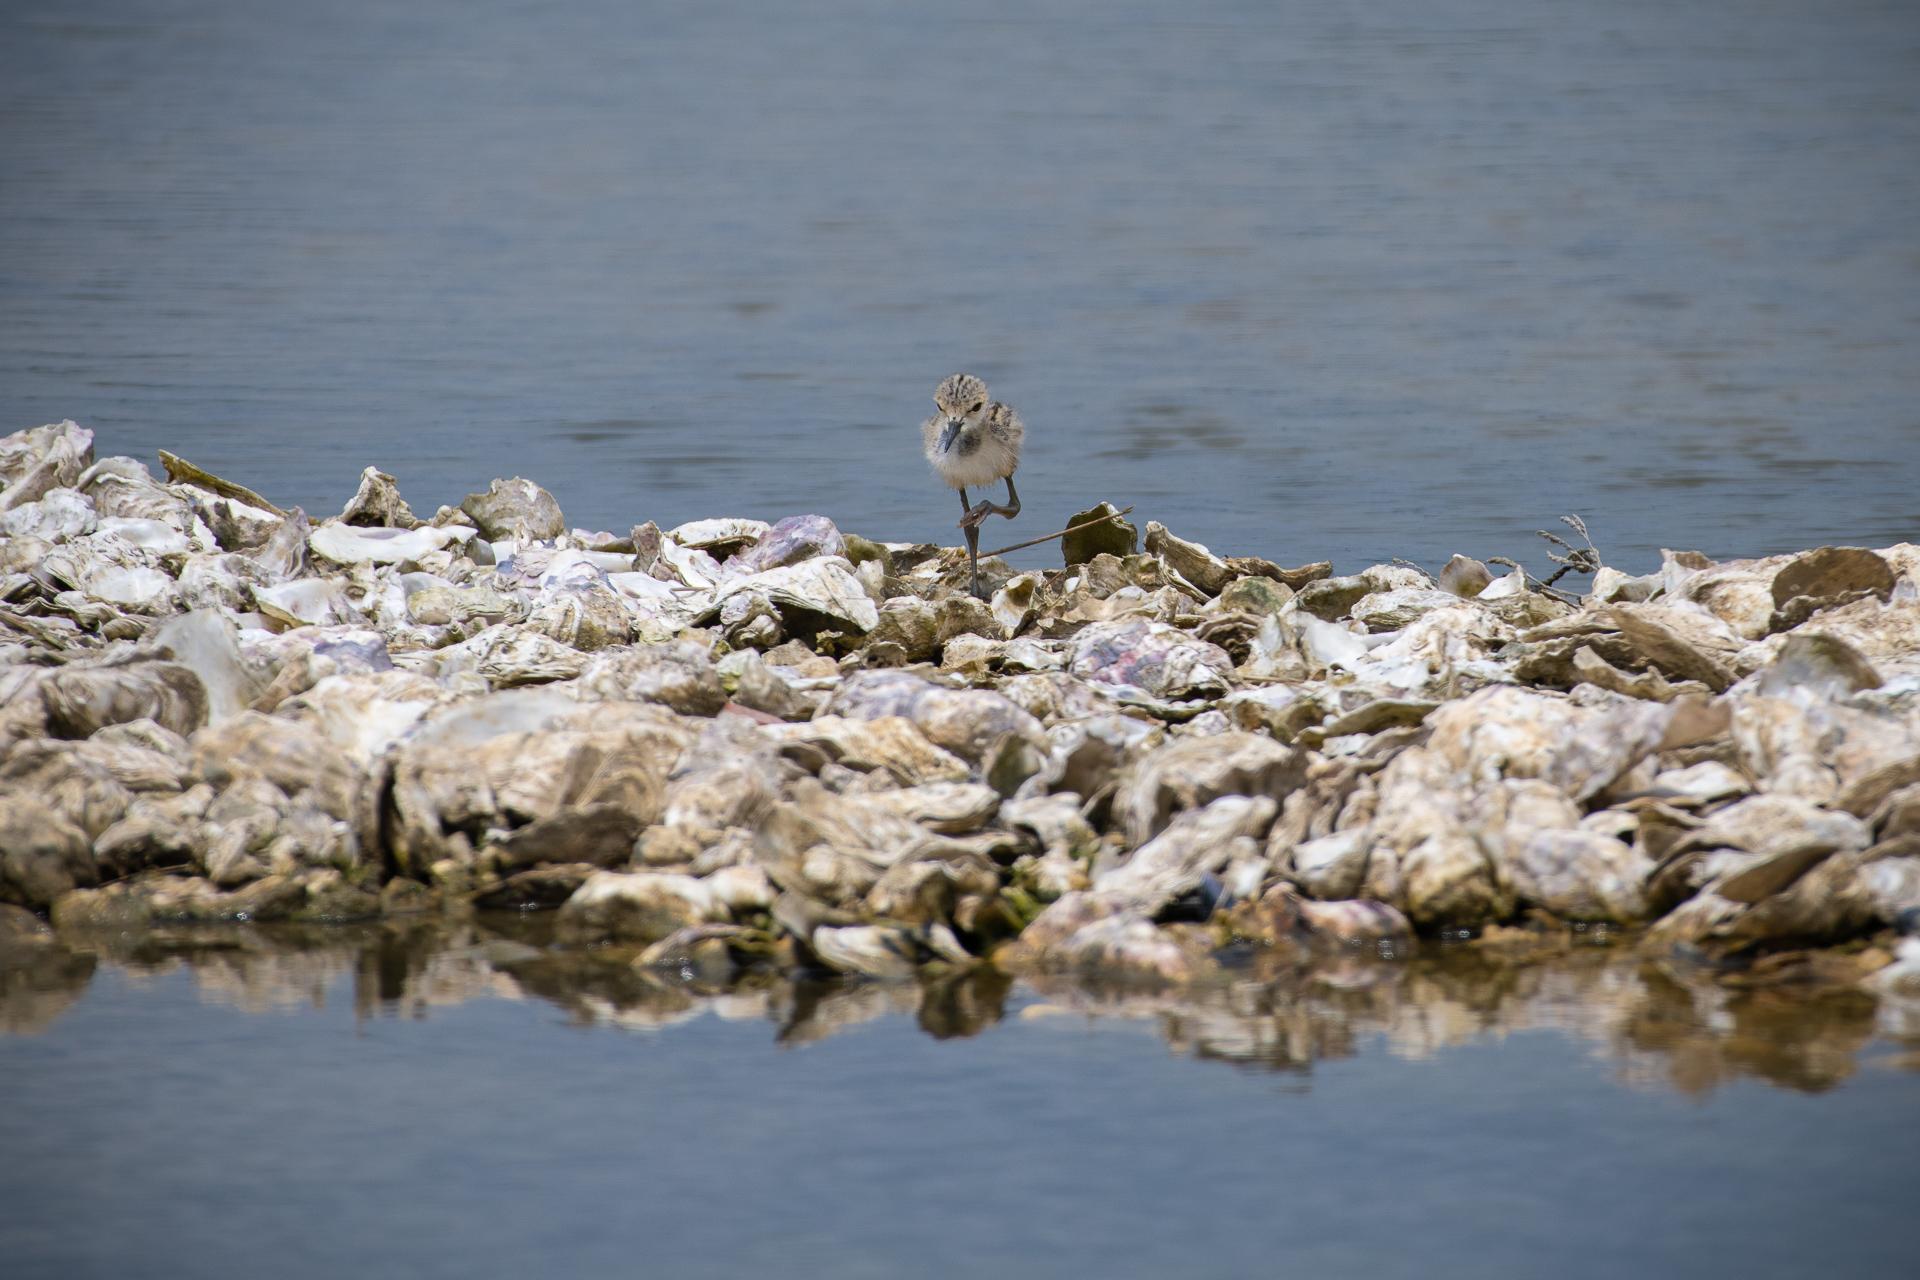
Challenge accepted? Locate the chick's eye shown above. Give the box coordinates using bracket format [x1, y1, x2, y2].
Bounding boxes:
[970, 401, 984, 413]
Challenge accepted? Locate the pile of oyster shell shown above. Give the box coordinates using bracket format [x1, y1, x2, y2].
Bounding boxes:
[3, 419, 1918, 993]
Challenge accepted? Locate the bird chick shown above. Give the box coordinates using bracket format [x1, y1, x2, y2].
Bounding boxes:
[922, 372, 1024, 598]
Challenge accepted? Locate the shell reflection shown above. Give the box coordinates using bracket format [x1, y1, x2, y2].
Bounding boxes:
[3, 917, 1914, 1098]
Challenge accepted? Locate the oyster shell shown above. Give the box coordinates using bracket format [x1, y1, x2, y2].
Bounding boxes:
[1, 420, 93, 512]
[722, 513, 844, 576]
[308, 522, 455, 565]
[338, 466, 421, 529]
[1067, 619, 1234, 700]
[578, 640, 726, 715]
[667, 517, 770, 559]
[1112, 731, 1306, 847]
[1093, 795, 1277, 915]
[0, 487, 96, 542]
[708, 557, 878, 635]
[825, 669, 1044, 764]
[460, 476, 565, 542]
[0, 799, 99, 910]
[1144, 520, 1232, 596]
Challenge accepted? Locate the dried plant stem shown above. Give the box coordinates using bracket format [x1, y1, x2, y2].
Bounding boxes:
[1536, 514, 1602, 586]
[977, 506, 1135, 559]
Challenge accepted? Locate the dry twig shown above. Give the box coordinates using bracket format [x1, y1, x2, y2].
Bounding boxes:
[977, 506, 1135, 559]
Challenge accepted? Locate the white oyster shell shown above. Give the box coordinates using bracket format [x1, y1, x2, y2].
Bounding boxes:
[308, 522, 456, 565]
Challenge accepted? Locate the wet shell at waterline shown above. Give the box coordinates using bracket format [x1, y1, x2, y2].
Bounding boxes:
[4, 422, 1920, 1005]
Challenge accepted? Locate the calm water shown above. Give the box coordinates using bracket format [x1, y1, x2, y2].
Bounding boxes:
[3, 0, 1918, 572]
[3, 921, 1919, 1278]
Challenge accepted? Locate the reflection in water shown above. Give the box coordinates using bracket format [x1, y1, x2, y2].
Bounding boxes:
[0, 946, 96, 1037]
[5, 918, 1917, 1097]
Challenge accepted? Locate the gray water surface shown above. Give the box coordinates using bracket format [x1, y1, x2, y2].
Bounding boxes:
[3, 0, 1918, 571]
[3, 922, 1918, 1279]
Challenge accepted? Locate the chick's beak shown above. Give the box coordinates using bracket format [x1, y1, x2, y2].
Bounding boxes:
[938, 421, 962, 452]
